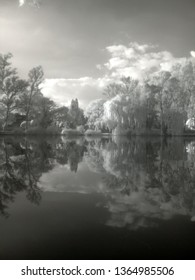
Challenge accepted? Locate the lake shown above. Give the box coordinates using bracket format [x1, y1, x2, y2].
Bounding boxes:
[0, 135, 195, 259]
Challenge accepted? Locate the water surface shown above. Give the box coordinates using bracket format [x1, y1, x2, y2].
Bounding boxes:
[0, 136, 195, 259]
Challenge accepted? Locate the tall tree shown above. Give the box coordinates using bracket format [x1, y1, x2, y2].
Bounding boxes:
[36, 96, 56, 129]
[68, 98, 86, 128]
[0, 53, 27, 131]
[84, 99, 105, 130]
[20, 66, 44, 130]
[52, 106, 70, 129]
[172, 58, 195, 120]
[148, 71, 177, 135]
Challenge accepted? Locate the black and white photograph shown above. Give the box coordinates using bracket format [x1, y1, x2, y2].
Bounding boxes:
[0, 0, 195, 261]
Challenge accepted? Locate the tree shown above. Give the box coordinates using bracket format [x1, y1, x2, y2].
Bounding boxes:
[103, 83, 122, 98]
[0, 53, 28, 131]
[102, 77, 146, 134]
[103, 94, 131, 134]
[143, 83, 158, 130]
[84, 99, 105, 130]
[103, 77, 139, 98]
[52, 106, 69, 128]
[147, 71, 181, 135]
[19, 66, 44, 130]
[36, 96, 56, 129]
[0, 53, 16, 94]
[68, 98, 86, 128]
[172, 58, 195, 120]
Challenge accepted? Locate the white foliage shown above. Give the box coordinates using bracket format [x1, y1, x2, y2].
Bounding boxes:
[103, 95, 131, 131]
[85, 99, 105, 129]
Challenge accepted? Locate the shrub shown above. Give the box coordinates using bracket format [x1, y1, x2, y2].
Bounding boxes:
[26, 126, 61, 135]
[26, 127, 44, 135]
[46, 126, 61, 135]
[12, 127, 25, 135]
[76, 125, 85, 133]
[61, 128, 83, 136]
[85, 129, 102, 136]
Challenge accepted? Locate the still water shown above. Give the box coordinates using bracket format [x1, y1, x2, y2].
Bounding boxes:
[0, 136, 195, 259]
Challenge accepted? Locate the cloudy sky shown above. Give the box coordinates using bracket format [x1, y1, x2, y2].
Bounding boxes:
[0, 0, 195, 107]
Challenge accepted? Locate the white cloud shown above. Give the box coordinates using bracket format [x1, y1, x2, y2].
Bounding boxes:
[39, 163, 102, 194]
[41, 77, 111, 109]
[18, 0, 40, 8]
[41, 42, 193, 108]
[96, 64, 102, 70]
[19, 0, 26, 6]
[105, 57, 128, 70]
[104, 42, 183, 79]
[191, 51, 195, 58]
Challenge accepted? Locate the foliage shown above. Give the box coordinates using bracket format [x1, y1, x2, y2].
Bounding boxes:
[99, 58, 195, 135]
[0, 53, 28, 130]
[68, 99, 86, 129]
[35, 96, 56, 129]
[85, 129, 102, 136]
[61, 128, 83, 136]
[84, 99, 105, 130]
[19, 65, 44, 130]
[1, 52, 195, 136]
[101, 78, 146, 134]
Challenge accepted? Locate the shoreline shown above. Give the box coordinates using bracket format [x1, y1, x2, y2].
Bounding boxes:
[1, 131, 195, 137]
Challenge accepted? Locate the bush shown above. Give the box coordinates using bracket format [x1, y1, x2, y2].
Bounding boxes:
[26, 126, 61, 135]
[76, 125, 85, 133]
[85, 129, 102, 136]
[112, 126, 130, 136]
[26, 127, 44, 135]
[61, 128, 83, 136]
[12, 127, 25, 135]
[46, 126, 61, 135]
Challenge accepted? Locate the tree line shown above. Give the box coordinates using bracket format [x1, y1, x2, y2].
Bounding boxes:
[0, 136, 86, 217]
[0, 53, 86, 133]
[1, 52, 195, 135]
[1, 136, 195, 223]
[85, 58, 195, 135]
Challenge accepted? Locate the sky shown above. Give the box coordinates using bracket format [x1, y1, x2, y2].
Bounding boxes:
[0, 0, 195, 107]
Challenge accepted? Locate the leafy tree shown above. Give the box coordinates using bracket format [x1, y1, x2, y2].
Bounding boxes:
[147, 71, 181, 135]
[102, 78, 146, 134]
[68, 98, 86, 128]
[84, 99, 105, 130]
[36, 96, 56, 129]
[103, 83, 123, 98]
[103, 95, 129, 133]
[143, 83, 159, 129]
[19, 66, 44, 130]
[172, 58, 195, 120]
[0, 53, 28, 131]
[52, 106, 69, 128]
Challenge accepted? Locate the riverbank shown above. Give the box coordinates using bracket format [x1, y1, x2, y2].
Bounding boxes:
[1, 129, 195, 137]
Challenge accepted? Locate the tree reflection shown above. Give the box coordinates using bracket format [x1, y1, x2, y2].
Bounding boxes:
[1, 135, 195, 227]
[0, 136, 86, 216]
[0, 138, 26, 217]
[0, 137, 54, 216]
[56, 137, 86, 171]
[85, 137, 195, 229]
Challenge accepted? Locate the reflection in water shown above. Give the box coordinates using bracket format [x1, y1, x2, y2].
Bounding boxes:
[86, 137, 195, 228]
[0, 136, 195, 229]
